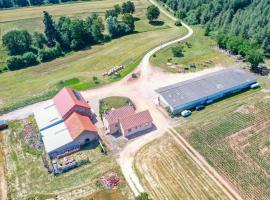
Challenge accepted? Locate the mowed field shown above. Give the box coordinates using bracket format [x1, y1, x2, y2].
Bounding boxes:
[135, 135, 228, 200]
[2, 116, 132, 200]
[150, 26, 242, 73]
[0, 0, 187, 114]
[174, 76, 270, 200]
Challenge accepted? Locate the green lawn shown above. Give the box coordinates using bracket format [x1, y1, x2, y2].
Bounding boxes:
[0, 0, 186, 115]
[2, 116, 132, 199]
[175, 76, 270, 200]
[99, 96, 132, 113]
[150, 26, 239, 73]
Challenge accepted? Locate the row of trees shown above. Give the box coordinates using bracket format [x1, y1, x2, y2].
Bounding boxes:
[2, 1, 136, 70]
[159, 0, 270, 58]
[216, 33, 264, 68]
[0, 0, 77, 9]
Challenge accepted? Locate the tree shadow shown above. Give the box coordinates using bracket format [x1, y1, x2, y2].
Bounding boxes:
[133, 16, 140, 21]
[149, 20, 164, 26]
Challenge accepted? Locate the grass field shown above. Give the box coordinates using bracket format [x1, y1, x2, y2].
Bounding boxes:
[99, 96, 132, 114]
[1, 116, 132, 200]
[134, 135, 228, 200]
[0, 0, 186, 115]
[150, 26, 241, 73]
[173, 76, 270, 200]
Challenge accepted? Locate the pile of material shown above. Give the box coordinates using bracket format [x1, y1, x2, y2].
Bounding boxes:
[22, 119, 41, 149]
[103, 65, 124, 76]
[100, 172, 120, 189]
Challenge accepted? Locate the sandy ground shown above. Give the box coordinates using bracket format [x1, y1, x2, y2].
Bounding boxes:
[0, 0, 242, 199]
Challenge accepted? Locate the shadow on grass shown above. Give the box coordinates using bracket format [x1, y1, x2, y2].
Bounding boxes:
[149, 20, 164, 26]
[80, 140, 99, 151]
[133, 17, 140, 21]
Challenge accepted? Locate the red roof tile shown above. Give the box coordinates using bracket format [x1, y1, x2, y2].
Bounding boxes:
[65, 112, 97, 139]
[53, 87, 90, 118]
[105, 105, 135, 124]
[120, 110, 152, 131]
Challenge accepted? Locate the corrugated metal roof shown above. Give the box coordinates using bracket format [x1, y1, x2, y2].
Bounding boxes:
[41, 122, 73, 153]
[33, 100, 62, 131]
[53, 87, 90, 118]
[156, 68, 256, 108]
[105, 105, 135, 124]
[120, 110, 153, 131]
[65, 112, 97, 139]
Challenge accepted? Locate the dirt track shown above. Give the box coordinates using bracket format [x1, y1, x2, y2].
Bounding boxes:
[0, 0, 243, 199]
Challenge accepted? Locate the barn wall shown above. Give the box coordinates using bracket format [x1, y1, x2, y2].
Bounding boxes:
[48, 141, 80, 158]
[75, 131, 99, 145]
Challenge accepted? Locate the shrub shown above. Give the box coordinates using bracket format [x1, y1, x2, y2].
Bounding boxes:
[22, 52, 39, 66]
[39, 44, 63, 62]
[171, 45, 184, 57]
[175, 20, 182, 26]
[7, 52, 39, 70]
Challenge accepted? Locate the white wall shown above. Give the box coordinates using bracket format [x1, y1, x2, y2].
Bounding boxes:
[121, 122, 153, 137]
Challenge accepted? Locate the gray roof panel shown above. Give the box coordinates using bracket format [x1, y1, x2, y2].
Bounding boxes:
[156, 68, 256, 108]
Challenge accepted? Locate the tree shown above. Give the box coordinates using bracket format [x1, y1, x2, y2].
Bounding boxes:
[2, 30, 32, 55]
[175, 9, 186, 19]
[122, 13, 135, 32]
[43, 11, 62, 47]
[114, 4, 122, 15]
[122, 1, 135, 14]
[39, 44, 63, 62]
[14, 0, 29, 7]
[246, 50, 264, 68]
[22, 52, 39, 66]
[204, 23, 211, 36]
[32, 32, 47, 49]
[135, 192, 151, 200]
[29, 0, 44, 6]
[69, 19, 92, 50]
[146, 5, 160, 22]
[48, 0, 59, 4]
[106, 16, 131, 38]
[6, 56, 25, 70]
[105, 9, 118, 19]
[171, 45, 184, 57]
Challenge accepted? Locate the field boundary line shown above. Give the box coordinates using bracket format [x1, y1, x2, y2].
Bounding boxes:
[168, 128, 243, 200]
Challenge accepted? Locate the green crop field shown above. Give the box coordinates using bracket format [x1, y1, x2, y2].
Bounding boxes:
[174, 76, 270, 200]
[1, 116, 132, 200]
[0, 0, 187, 115]
[150, 26, 242, 73]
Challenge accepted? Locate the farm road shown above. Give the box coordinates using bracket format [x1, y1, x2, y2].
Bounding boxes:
[0, 0, 242, 199]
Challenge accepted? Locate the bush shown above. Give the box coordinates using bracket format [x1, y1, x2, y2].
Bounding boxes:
[39, 44, 63, 62]
[22, 52, 39, 66]
[171, 45, 184, 57]
[175, 20, 182, 26]
[7, 52, 39, 70]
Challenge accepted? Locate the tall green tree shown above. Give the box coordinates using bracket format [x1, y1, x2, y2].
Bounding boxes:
[2, 30, 32, 55]
[29, 0, 44, 5]
[32, 32, 47, 49]
[14, 0, 29, 7]
[43, 11, 62, 47]
[146, 5, 160, 22]
[122, 1, 135, 14]
[122, 13, 135, 32]
[114, 4, 122, 15]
